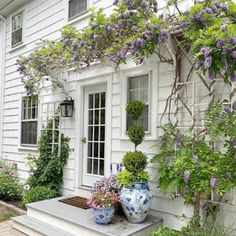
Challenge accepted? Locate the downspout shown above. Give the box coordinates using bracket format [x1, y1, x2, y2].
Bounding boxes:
[0, 14, 6, 159]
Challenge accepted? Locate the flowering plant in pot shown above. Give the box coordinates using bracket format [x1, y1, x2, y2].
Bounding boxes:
[116, 100, 152, 223]
[87, 176, 121, 224]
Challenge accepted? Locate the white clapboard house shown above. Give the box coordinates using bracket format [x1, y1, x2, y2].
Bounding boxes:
[0, 0, 236, 235]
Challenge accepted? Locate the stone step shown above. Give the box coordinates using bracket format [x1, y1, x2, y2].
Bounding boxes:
[12, 215, 76, 236]
[26, 197, 163, 236]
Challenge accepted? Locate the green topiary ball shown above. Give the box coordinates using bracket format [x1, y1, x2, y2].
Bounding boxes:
[123, 151, 147, 173]
[127, 125, 145, 147]
[126, 100, 145, 120]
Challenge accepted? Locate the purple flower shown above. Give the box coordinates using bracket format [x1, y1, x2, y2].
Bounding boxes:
[117, 50, 127, 59]
[225, 172, 232, 179]
[184, 170, 190, 184]
[221, 24, 227, 32]
[135, 38, 145, 47]
[215, 2, 221, 8]
[205, 56, 212, 69]
[221, 3, 228, 11]
[208, 71, 216, 80]
[158, 13, 164, 19]
[231, 38, 236, 45]
[231, 51, 236, 59]
[109, 54, 117, 63]
[217, 38, 226, 48]
[210, 177, 218, 188]
[224, 106, 232, 113]
[113, 0, 119, 5]
[200, 47, 210, 57]
[106, 26, 112, 33]
[221, 56, 228, 70]
[195, 61, 202, 70]
[194, 15, 202, 22]
[153, 7, 158, 13]
[180, 22, 187, 29]
[140, 1, 148, 9]
[230, 74, 236, 82]
[175, 134, 181, 144]
[164, 156, 173, 165]
[206, 7, 213, 14]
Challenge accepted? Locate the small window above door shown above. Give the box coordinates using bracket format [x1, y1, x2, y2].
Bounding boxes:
[68, 0, 87, 20]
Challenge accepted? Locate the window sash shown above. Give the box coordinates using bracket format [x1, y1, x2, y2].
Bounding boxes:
[12, 12, 23, 47]
[21, 96, 38, 145]
[69, 0, 87, 19]
[11, 28, 23, 47]
[127, 75, 150, 131]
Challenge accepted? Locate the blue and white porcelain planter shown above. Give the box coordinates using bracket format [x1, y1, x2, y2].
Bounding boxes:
[92, 206, 115, 224]
[120, 181, 152, 223]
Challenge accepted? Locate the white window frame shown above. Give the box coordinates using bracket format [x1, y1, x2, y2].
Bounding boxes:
[10, 10, 25, 49]
[120, 64, 158, 140]
[67, 0, 89, 21]
[18, 94, 39, 151]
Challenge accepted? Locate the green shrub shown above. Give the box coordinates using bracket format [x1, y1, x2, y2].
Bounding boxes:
[123, 151, 147, 173]
[116, 169, 150, 187]
[126, 100, 145, 120]
[127, 125, 145, 148]
[152, 227, 179, 236]
[0, 175, 22, 201]
[22, 186, 58, 208]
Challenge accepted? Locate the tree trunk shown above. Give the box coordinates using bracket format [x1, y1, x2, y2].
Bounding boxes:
[193, 192, 201, 224]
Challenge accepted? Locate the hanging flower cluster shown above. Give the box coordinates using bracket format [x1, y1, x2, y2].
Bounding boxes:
[16, 0, 167, 94]
[179, 1, 236, 82]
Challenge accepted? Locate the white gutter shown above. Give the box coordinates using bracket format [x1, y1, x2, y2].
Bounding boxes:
[0, 14, 6, 159]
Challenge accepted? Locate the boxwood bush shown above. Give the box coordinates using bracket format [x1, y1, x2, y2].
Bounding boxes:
[22, 186, 58, 208]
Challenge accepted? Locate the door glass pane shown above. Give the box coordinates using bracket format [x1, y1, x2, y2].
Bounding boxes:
[86, 91, 106, 176]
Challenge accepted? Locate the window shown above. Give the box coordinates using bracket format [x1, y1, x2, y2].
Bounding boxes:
[11, 12, 23, 47]
[21, 96, 38, 145]
[68, 0, 87, 20]
[127, 74, 149, 131]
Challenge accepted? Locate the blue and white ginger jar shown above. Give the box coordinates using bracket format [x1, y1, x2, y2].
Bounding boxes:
[120, 181, 152, 223]
[92, 206, 115, 224]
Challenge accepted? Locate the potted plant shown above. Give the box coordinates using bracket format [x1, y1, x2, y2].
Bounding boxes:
[116, 100, 152, 223]
[87, 176, 121, 224]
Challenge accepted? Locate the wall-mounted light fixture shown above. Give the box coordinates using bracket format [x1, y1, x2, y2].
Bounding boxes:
[60, 97, 74, 117]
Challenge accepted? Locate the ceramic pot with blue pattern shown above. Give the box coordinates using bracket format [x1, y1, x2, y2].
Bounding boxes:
[92, 206, 115, 224]
[120, 180, 152, 223]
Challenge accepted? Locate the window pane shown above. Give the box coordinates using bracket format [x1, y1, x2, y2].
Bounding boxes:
[12, 28, 22, 46]
[69, 0, 87, 19]
[12, 13, 22, 31]
[127, 75, 149, 131]
[21, 121, 37, 145]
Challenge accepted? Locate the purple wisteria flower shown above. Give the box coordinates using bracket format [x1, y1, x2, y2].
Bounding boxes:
[215, 2, 221, 8]
[175, 134, 181, 145]
[109, 54, 117, 63]
[231, 51, 236, 59]
[230, 74, 236, 82]
[217, 38, 226, 48]
[231, 38, 236, 45]
[208, 71, 216, 80]
[164, 156, 173, 165]
[221, 24, 227, 32]
[206, 7, 213, 14]
[232, 101, 236, 110]
[224, 106, 232, 113]
[200, 47, 210, 57]
[225, 172, 232, 179]
[205, 56, 212, 69]
[113, 0, 119, 5]
[195, 61, 202, 70]
[184, 170, 190, 184]
[194, 15, 202, 22]
[140, 1, 148, 9]
[221, 3, 228, 11]
[210, 177, 218, 188]
[221, 56, 228, 70]
[232, 139, 236, 149]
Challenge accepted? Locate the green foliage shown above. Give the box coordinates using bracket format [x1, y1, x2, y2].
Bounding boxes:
[152, 226, 179, 236]
[0, 175, 22, 201]
[123, 151, 147, 173]
[127, 125, 145, 148]
[0, 211, 15, 222]
[22, 186, 58, 208]
[116, 169, 150, 187]
[27, 115, 70, 193]
[0, 161, 22, 201]
[126, 100, 145, 120]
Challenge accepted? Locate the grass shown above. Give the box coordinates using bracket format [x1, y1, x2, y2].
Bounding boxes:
[0, 211, 15, 222]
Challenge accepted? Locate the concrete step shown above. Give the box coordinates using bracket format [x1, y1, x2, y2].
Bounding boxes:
[26, 197, 163, 236]
[12, 215, 76, 236]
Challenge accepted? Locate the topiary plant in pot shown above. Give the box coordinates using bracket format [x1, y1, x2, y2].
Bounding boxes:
[116, 100, 152, 223]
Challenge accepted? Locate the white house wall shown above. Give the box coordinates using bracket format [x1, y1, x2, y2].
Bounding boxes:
[1, 0, 236, 231]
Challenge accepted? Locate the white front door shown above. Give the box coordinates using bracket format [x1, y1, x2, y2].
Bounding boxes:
[82, 84, 106, 186]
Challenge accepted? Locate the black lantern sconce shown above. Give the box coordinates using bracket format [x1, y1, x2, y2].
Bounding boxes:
[60, 97, 74, 117]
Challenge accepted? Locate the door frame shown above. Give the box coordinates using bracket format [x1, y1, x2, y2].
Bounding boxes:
[75, 73, 112, 192]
